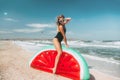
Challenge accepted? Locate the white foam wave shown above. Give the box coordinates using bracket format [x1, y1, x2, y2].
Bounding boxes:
[13, 40, 120, 65]
[82, 54, 120, 65]
[68, 41, 120, 49]
[13, 40, 48, 53]
[105, 41, 120, 46]
[40, 40, 53, 44]
[14, 40, 120, 51]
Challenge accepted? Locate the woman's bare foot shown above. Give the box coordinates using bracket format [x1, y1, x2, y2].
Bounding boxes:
[53, 67, 56, 74]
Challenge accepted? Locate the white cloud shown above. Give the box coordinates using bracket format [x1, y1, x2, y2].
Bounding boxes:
[4, 18, 18, 22]
[26, 23, 55, 28]
[13, 28, 43, 33]
[0, 30, 13, 34]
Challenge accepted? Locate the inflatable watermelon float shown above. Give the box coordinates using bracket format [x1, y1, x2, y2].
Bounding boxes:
[29, 45, 90, 80]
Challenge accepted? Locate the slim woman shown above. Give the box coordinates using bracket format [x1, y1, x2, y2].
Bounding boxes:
[53, 15, 71, 73]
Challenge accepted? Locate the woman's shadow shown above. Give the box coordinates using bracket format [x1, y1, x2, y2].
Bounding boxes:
[89, 66, 95, 80]
[89, 74, 95, 80]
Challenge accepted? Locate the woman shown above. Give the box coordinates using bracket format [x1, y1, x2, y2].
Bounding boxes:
[53, 15, 71, 73]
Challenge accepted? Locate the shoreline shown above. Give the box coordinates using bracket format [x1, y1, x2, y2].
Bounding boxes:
[0, 41, 70, 80]
[0, 41, 120, 80]
[83, 54, 120, 78]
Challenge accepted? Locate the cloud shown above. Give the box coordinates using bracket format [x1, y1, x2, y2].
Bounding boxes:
[13, 28, 43, 33]
[4, 18, 18, 22]
[0, 30, 13, 34]
[26, 23, 55, 28]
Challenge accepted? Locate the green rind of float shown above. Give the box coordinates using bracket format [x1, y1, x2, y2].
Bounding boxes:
[70, 48, 90, 80]
[61, 46, 90, 80]
[29, 45, 90, 80]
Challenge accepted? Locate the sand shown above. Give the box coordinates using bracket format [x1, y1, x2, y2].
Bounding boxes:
[0, 41, 119, 80]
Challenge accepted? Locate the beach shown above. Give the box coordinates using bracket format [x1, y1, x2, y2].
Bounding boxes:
[0, 41, 120, 80]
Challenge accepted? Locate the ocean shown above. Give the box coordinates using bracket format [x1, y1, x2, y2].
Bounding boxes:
[13, 40, 120, 78]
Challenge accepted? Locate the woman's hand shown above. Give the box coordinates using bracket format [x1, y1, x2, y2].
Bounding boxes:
[63, 18, 71, 24]
[65, 18, 71, 21]
[65, 44, 69, 48]
[63, 36, 69, 48]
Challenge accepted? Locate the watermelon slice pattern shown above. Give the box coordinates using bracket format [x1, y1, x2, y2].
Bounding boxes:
[29, 46, 90, 80]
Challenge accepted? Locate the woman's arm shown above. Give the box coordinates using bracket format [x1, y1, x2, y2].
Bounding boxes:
[59, 18, 71, 25]
[64, 18, 71, 24]
[59, 25, 68, 47]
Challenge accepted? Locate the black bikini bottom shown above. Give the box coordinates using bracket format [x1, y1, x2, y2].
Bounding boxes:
[54, 32, 63, 43]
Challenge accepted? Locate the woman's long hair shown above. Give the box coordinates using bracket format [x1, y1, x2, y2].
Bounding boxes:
[56, 15, 65, 26]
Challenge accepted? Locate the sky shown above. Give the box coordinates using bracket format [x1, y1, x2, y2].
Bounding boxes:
[0, 0, 120, 40]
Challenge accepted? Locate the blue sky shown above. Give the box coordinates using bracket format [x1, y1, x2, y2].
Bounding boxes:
[0, 0, 120, 40]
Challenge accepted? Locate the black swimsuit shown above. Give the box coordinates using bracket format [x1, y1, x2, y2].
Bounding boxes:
[54, 25, 66, 43]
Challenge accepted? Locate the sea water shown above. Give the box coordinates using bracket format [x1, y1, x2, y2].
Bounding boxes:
[14, 40, 120, 78]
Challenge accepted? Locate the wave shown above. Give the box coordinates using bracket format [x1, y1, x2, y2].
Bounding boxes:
[67, 40, 120, 49]
[13, 40, 48, 53]
[13, 40, 120, 53]
[82, 54, 120, 65]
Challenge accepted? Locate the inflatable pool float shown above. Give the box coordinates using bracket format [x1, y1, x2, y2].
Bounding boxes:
[29, 45, 90, 80]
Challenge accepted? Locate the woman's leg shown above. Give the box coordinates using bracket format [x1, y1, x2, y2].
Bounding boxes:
[53, 38, 62, 74]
